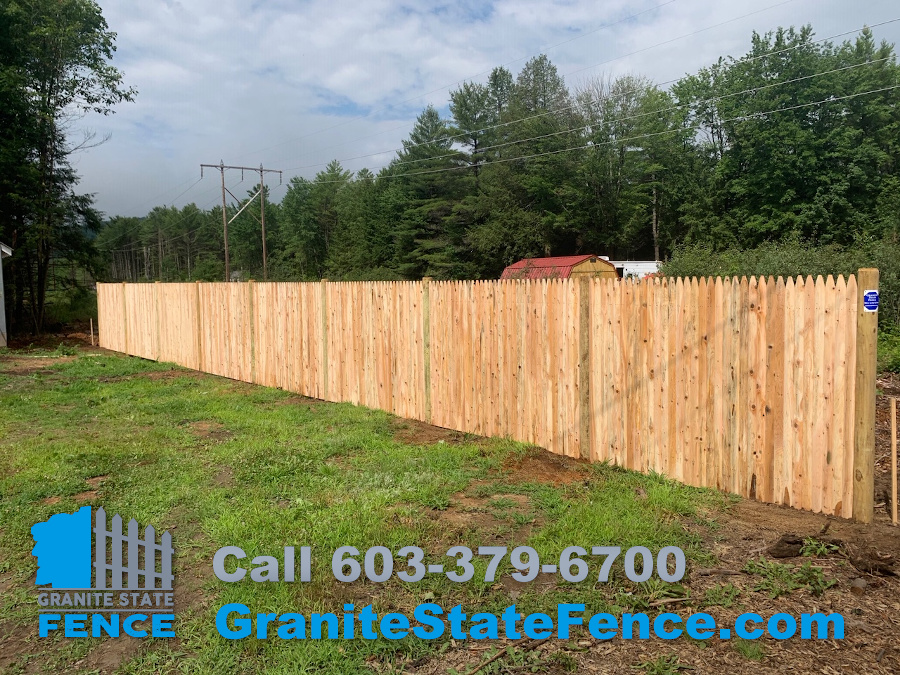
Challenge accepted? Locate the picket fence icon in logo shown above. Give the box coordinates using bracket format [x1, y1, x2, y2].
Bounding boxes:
[32, 506, 177, 638]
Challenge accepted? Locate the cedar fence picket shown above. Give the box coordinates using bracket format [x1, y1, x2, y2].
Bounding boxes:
[97, 272, 879, 521]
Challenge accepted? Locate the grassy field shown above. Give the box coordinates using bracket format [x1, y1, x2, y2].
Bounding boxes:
[0, 347, 739, 674]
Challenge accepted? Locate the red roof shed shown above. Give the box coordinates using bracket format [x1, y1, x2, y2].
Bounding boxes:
[500, 255, 619, 280]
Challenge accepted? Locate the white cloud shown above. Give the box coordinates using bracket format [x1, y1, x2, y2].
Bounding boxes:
[72, 0, 900, 216]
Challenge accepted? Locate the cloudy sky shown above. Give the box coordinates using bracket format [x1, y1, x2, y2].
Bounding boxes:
[75, 0, 900, 218]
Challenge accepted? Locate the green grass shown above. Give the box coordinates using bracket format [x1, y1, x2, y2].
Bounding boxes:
[700, 583, 741, 609]
[634, 654, 684, 674]
[742, 558, 836, 599]
[0, 351, 731, 674]
[733, 638, 765, 661]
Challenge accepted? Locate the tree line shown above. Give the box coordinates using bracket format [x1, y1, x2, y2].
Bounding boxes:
[98, 26, 900, 288]
[1, 0, 134, 333]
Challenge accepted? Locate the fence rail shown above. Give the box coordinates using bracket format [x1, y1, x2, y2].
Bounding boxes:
[97, 274, 877, 520]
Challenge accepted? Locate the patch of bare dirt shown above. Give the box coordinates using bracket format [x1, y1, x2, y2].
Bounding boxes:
[274, 394, 324, 406]
[412, 490, 900, 675]
[500, 446, 592, 486]
[213, 466, 234, 487]
[73, 631, 146, 674]
[4, 326, 94, 351]
[393, 418, 473, 445]
[97, 368, 183, 383]
[39, 476, 109, 505]
[722, 499, 900, 560]
[86, 475, 108, 488]
[413, 496, 900, 675]
[0, 355, 77, 376]
[430, 489, 543, 554]
[190, 421, 232, 442]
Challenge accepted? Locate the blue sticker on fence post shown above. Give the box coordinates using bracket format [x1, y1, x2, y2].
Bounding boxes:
[863, 290, 879, 312]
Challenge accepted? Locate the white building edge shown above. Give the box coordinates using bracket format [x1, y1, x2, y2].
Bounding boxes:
[598, 257, 660, 278]
[1, 242, 11, 348]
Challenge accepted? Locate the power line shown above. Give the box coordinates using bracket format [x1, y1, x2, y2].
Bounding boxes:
[118, 175, 203, 217]
[238, 0, 683, 164]
[295, 83, 900, 185]
[279, 58, 893, 179]
[280, 17, 899, 174]
[98, 179, 244, 252]
[104, 182, 289, 256]
[271, 0, 803, 168]
[102, 83, 900, 261]
[112, 0, 838, 218]
[201, 163, 283, 281]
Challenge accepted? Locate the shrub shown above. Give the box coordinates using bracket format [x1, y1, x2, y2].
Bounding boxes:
[662, 238, 900, 361]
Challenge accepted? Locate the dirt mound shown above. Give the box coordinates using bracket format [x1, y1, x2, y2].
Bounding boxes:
[393, 418, 473, 445]
[501, 447, 591, 486]
[189, 421, 232, 442]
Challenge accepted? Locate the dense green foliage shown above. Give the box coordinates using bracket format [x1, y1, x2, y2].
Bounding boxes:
[95, 26, 900, 288]
[662, 237, 900, 371]
[662, 237, 900, 325]
[0, 0, 134, 333]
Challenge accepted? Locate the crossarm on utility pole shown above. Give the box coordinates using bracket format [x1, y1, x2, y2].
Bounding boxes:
[226, 189, 262, 225]
[201, 162, 281, 282]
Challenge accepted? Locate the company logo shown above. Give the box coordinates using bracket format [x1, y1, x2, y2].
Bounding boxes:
[31, 506, 176, 638]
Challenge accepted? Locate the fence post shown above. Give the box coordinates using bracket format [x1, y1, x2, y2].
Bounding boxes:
[853, 268, 879, 522]
[579, 278, 592, 460]
[248, 280, 256, 384]
[422, 277, 433, 423]
[321, 279, 329, 400]
[155, 281, 161, 362]
[121, 281, 128, 354]
[195, 281, 203, 371]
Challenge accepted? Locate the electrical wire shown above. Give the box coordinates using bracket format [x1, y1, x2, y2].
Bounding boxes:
[237, 0, 684, 163]
[102, 83, 899, 255]
[105, 181, 288, 254]
[279, 58, 894, 176]
[270, 0, 805, 168]
[279, 17, 900, 173]
[294, 83, 900, 185]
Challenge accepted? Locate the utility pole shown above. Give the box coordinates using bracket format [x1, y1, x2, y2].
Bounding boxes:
[201, 162, 282, 282]
[219, 164, 229, 282]
[158, 222, 164, 281]
[260, 165, 267, 281]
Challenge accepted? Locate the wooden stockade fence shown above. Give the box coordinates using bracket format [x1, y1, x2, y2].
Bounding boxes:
[97, 271, 879, 521]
